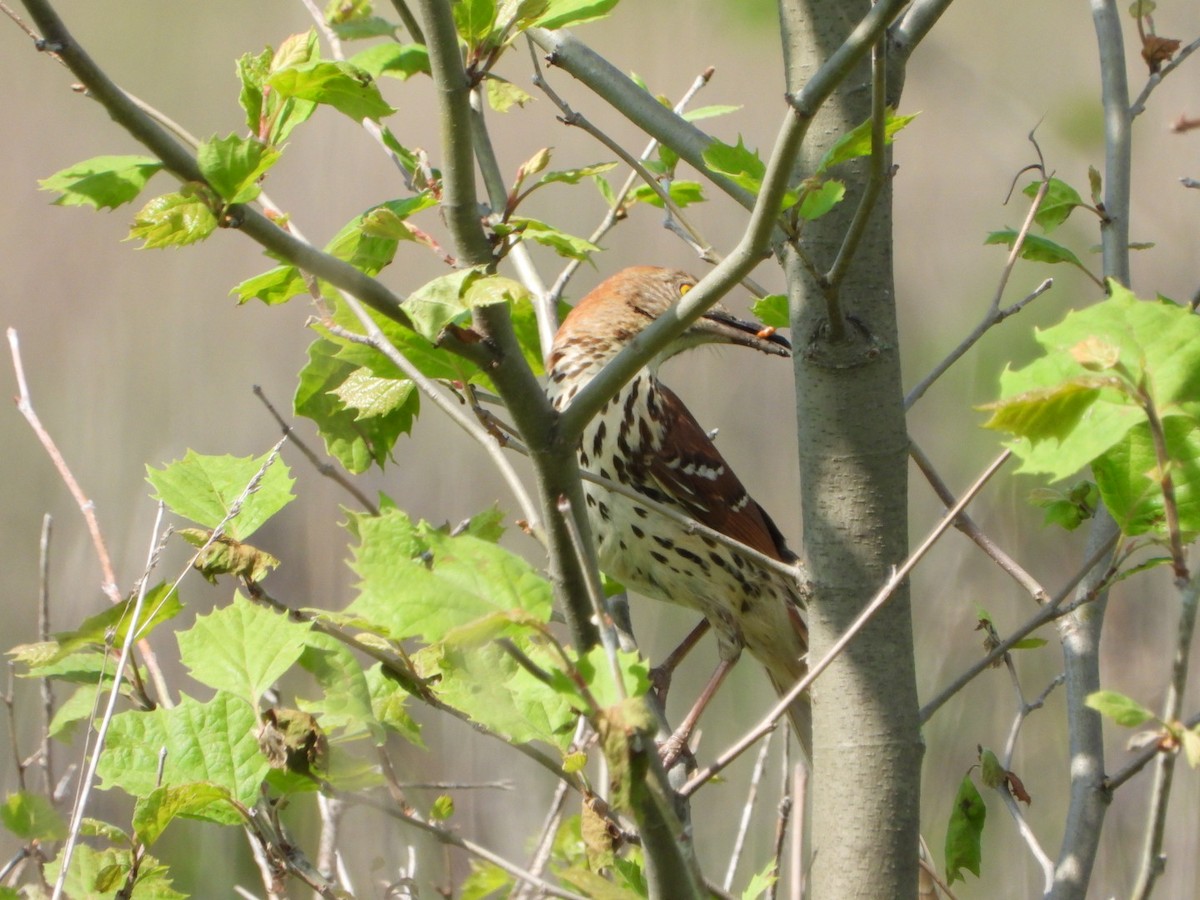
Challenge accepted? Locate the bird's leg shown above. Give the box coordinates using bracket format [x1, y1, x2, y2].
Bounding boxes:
[659, 656, 735, 769]
[649, 618, 711, 703]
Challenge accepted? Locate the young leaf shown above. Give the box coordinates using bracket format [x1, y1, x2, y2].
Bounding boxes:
[1092, 417, 1200, 536]
[39, 155, 163, 210]
[1086, 689, 1155, 727]
[453, 0, 498, 45]
[796, 178, 846, 219]
[532, 0, 621, 30]
[703, 135, 765, 194]
[178, 530, 281, 584]
[232, 263, 307, 306]
[40, 582, 183, 665]
[816, 109, 918, 174]
[344, 507, 553, 642]
[751, 294, 789, 329]
[2, 792, 68, 841]
[1023, 178, 1084, 232]
[985, 286, 1200, 480]
[295, 338, 419, 473]
[297, 634, 383, 744]
[486, 75, 533, 112]
[498, 217, 601, 261]
[944, 774, 986, 884]
[128, 186, 218, 248]
[682, 104, 741, 122]
[177, 593, 310, 706]
[400, 267, 491, 341]
[627, 180, 705, 209]
[984, 230, 1091, 274]
[196, 133, 281, 204]
[539, 161, 618, 186]
[132, 783, 237, 846]
[268, 61, 396, 122]
[146, 449, 295, 540]
[97, 692, 269, 817]
[348, 43, 430, 80]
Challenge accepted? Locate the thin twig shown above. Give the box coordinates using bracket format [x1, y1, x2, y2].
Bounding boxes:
[38, 513, 54, 795]
[51, 502, 166, 900]
[723, 730, 774, 892]
[683, 450, 1012, 795]
[252, 385, 379, 514]
[556, 497, 627, 700]
[1106, 708, 1200, 792]
[1128, 34, 1200, 119]
[920, 529, 1121, 724]
[910, 441, 1049, 603]
[1130, 572, 1200, 898]
[341, 791, 590, 900]
[510, 780, 569, 900]
[905, 168, 1054, 409]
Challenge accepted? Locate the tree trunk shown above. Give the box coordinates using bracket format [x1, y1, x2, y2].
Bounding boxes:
[778, 1, 923, 896]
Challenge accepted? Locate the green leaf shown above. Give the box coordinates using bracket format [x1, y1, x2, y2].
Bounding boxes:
[984, 229, 1090, 273]
[331, 16, 399, 40]
[627, 180, 705, 209]
[45, 844, 185, 900]
[1023, 178, 1084, 233]
[237, 35, 319, 145]
[348, 43, 430, 79]
[741, 861, 777, 900]
[499, 217, 601, 261]
[1129, 0, 1156, 16]
[2, 791, 68, 841]
[944, 774, 986, 884]
[232, 264, 307, 306]
[39, 155, 163, 210]
[1181, 727, 1200, 768]
[796, 178, 845, 220]
[326, 195, 437, 275]
[132, 783, 237, 846]
[41, 582, 183, 665]
[816, 109, 918, 174]
[400, 268, 501, 341]
[128, 186, 218, 248]
[269, 60, 396, 122]
[296, 634, 383, 743]
[980, 380, 1106, 443]
[1009, 637, 1049, 650]
[532, 0, 620, 30]
[421, 638, 574, 747]
[344, 507, 553, 643]
[294, 338, 419, 473]
[331, 367, 417, 419]
[978, 748, 1006, 789]
[430, 794, 455, 820]
[985, 286, 1200, 479]
[460, 860, 513, 900]
[1088, 165, 1103, 206]
[98, 692, 269, 816]
[365, 663, 423, 745]
[196, 133, 281, 204]
[177, 593, 310, 706]
[454, 0, 498, 44]
[486, 76, 533, 112]
[539, 161, 618, 186]
[751, 294, 789, 329]
[146, 449, 295, 540]
[1093, 417, 1200, 536]
[682, 104, 741, 122]
[703, 135, 765, 195]
[1086, 689, 1155, 727]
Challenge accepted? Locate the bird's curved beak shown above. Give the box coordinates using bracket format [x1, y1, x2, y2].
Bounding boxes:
[701, 308, 792, 357]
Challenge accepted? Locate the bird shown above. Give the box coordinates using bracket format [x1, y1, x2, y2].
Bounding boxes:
[546, 266, 810, 755]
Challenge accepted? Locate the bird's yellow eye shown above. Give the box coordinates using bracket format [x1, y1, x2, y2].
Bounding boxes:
[679, 283, 693, 296]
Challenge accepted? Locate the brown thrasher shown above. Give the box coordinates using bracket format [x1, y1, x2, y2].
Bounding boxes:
[547, 266, 810, 752]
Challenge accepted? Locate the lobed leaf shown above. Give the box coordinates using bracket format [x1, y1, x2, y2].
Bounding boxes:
[147, 449, 295, 540]
[39, 155, 163, 210]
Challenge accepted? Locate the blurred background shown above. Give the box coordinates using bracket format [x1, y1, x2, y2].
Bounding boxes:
[2, 1, 1199, 896]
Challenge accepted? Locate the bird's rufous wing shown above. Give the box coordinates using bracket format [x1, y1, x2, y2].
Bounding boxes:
[633, 382, 795, 564]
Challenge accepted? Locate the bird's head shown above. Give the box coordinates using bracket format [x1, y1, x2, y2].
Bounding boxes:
[548, 266, 790, 378]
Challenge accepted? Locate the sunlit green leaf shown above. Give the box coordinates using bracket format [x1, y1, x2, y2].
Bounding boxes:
[146, 450, 295, 540]
[39, 155, 163, 210]
[128, 186, 218, 248]
[816, 109, 918, 173]
[1086, 689, 1155, 727]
